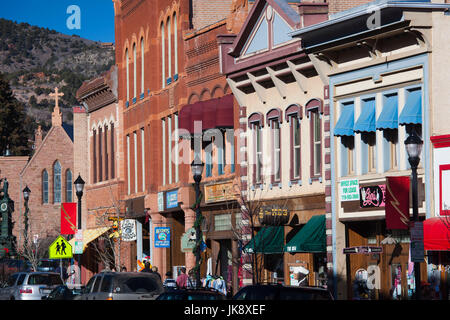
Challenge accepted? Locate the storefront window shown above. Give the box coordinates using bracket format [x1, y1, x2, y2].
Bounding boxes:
[214, 214, 232, 231]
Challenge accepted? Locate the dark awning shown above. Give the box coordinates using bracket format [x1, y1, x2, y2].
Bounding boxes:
[243, 226, 284, 254]
[179, 94, 234, 135]
[285, 215, 326, 253]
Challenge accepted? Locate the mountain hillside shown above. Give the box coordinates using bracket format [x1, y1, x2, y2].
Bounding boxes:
[0, 18, 115, 131]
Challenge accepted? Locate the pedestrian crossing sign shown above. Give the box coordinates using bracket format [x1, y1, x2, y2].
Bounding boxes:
[49, 236, 73, 259]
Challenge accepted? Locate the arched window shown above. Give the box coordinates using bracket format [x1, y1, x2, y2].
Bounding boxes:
[125, 48, 130, 103]
[167, 17, 172, 82]
[141, 37, 145, 96]
[53, 161, 62, 204]
[42, 170, 48, 204]
[161, 22, 165, 88]
[133, 43, 137, 100]
[173, 12, 178, 77]
[66, 169, 73, 202]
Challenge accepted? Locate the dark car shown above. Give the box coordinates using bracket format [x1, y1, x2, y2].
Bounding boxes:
[156, 288, 226, 300]
[43, 285, 83, 300]
[75, 272, 164, 300]
[232, 284, 334, 300]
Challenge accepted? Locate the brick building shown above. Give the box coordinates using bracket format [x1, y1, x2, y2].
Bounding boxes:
[112, 0, 245, 291]
[74, 65, 126, 283]
[17, 93, 74, 252]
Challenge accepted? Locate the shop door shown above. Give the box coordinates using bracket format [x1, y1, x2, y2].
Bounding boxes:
[381, 243, 415, 300]
[217, 240, 232, 283]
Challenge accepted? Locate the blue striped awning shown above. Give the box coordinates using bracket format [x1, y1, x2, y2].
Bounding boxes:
[354, 99, 376, 133]
[399, 89, 422, 125]
[334, 104, 354, 137]
[376, 94, 398, 130]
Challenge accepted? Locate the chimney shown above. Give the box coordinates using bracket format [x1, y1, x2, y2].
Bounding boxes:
[297, 2, 329, 28]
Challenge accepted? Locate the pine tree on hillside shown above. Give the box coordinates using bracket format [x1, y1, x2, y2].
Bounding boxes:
[0, 74, 34, 156]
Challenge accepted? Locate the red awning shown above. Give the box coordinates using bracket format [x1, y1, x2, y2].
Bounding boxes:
[179, 94, 234, 134]
[423, 217, 450, 251]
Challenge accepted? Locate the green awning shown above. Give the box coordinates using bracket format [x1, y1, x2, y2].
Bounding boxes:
[244, 226, 284, 254]
[285, 215, 326, 253]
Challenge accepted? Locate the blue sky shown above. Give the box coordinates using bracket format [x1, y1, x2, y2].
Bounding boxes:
[0, 0, 115, 42]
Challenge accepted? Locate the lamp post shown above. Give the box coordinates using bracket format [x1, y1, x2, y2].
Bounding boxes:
[405, 128, 423, 300]
[191, 157, 204, 288]
[22, 186, 30, 250]
[74, 174, 85, 231]
[74, 174, 85, 285]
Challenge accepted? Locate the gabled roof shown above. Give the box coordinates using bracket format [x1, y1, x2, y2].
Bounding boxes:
[228, 0, 301, 58]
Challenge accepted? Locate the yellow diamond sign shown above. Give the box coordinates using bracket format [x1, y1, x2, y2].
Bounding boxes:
[49, 236, 73, 259]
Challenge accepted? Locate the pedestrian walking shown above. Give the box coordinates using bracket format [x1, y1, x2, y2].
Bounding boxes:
[163, 271, 177, 288]
[176, 267, 188, 288]
[141, 261, 152, 273]
[152, 266, 162, 280]
[187, 269, 197, 288]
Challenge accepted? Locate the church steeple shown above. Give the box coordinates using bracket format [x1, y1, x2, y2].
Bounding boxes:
[50, 87, 64, 127]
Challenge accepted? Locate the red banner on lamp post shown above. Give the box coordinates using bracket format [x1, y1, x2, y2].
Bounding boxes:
[385, 176, 410, 230]
[61, 203, 77, 235]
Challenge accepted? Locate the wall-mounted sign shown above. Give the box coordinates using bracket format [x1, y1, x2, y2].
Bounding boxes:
[166, 190, 178, 209]
[343, 246, 383, 255]
[181, 227, 196, 253]
[121, 219, 137, 242]
[258, 206, 289, 226]
[155, 227, 171, 248]
[360, 185, 386, 208]
[157, 192, 164, 212]
[340, 179, 360, 202]
[204, 182, 236, 203]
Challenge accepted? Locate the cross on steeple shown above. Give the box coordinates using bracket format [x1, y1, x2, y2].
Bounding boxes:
[50, 87, 63, 127]
[49, 87, 64, 109]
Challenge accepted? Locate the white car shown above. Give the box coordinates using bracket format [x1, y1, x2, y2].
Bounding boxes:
[0, 272, 63, 300]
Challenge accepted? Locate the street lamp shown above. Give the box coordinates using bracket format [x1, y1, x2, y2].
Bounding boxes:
[22, 186, 30, 249]
[405, 128, 423, 300]
[74, 174, 85, 231]
[74, 174, 85, 286]
[191, 157, 204, 288]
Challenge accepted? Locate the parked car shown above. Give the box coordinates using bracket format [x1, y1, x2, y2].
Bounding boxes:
[75, 272, 164, 300]
[42, 285, 83, 300]
[232, 284, 334, 300]
[0, 272, 64, 300]
[156, 288, 226, 300]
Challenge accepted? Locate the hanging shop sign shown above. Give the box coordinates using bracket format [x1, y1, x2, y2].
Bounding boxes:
[60, 203, 77, 235]
[181, 227, 196, 253]
[155, 227, 171, 248]
[343, 246, 383, 255]
[340, 179, 360, 202]
[121, 219, 137, 242]
[385, 176, 410, 230]
[166, 190, 179, 209]
[258, 206, 289, 226]
[204, 182, 236, 203]
[360, 185, 386, 208]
